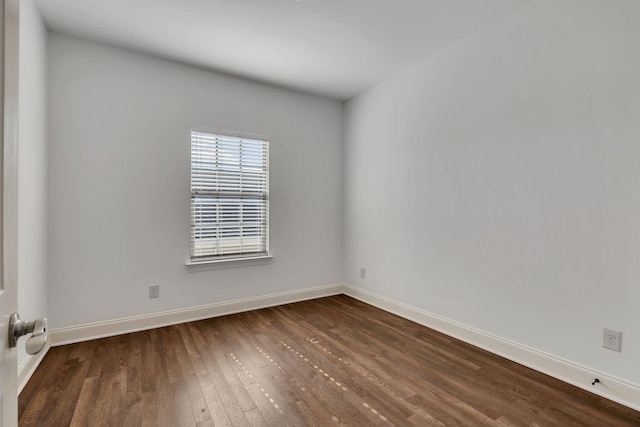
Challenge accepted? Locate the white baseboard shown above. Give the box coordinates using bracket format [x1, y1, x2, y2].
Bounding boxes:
[18, 344, 50, 395]
[343, 283, 640, 413]
[40, 281, 639, 413]
[49, 283, 345, 346]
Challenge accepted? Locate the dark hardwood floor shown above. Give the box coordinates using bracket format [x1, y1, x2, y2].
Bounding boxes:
[19, 295, 640, 426]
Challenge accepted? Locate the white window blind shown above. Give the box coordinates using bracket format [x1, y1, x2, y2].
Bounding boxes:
[190, 129, 269, 261]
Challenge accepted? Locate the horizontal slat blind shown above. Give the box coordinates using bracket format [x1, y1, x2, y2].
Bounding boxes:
[190, 130, 269, 260]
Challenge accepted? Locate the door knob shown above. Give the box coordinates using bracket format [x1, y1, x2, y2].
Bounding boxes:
[25, 332, 48, 355]
[8, 313, 48, 355]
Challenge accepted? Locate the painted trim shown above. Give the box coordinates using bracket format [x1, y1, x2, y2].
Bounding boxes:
[18, 344, 50, 395]
[343, 283, 640, 413]
[49, 283, 345, 346]
[185, 255, 273, 271]
[39, 282, 639, 413]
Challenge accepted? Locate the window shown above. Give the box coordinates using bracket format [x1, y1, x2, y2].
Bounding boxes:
[190, 129, 269, 262]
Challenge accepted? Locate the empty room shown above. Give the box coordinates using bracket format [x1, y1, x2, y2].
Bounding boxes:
[2, 0, 640, 425]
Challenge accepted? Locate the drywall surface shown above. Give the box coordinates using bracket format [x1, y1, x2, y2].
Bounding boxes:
[344, 0, 640, 385]
[47, 33, 343, 328]
[18, 0, 48, 369]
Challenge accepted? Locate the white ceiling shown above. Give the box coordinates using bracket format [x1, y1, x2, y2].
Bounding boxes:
[34, 0, 530, 100]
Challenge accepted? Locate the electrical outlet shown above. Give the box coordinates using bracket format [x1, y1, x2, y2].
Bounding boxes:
[149, 284, 160, 299]
[602, 328, 622, 352]
[360, 268, 366, 279]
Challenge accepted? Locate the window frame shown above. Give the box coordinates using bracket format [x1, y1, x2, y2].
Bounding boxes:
[187, 127, 271, 266]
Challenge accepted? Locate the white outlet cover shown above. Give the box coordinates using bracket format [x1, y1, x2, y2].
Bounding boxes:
[149, 284, 160, 298]
[602, 328, 622, 352]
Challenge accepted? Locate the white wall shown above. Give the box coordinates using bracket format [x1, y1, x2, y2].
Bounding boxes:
[47, 33, 343, 329]
[344, 0, 640, 386]
[17, 0, 48, 368]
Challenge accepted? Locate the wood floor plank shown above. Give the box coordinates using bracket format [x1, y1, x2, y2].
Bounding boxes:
[18, 344, 69, 419]
[188, 322, 235, 427]
[45, 359, 90, 427]
[243, 310, 369, 426]
[171, 381, 197, 427]
[16, 388, 49, 427]
[20, 295, 640, 427]
[196, 372, 233, 427]
[192, 324, 252, 427]
[151, 328, 180, 427]
[140, 330, 157, 394]
[202, 323, 257, 415]
[243, 407, 268, 426]
[176, 325, 212, 424]
[124, 332, 143, 427]
[140, 391, 159, 427]
[221, 318, 311, 427]
[69, 376, 99, 426]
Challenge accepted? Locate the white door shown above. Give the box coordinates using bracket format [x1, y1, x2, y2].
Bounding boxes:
[0, 0, 20, 425]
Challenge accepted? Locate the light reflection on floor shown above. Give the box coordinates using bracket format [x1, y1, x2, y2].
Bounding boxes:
[248, 340, 391, 424]
[230, 352, 284, 415]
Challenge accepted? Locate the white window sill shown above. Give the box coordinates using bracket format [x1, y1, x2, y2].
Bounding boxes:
[185, 254, 273, 272]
